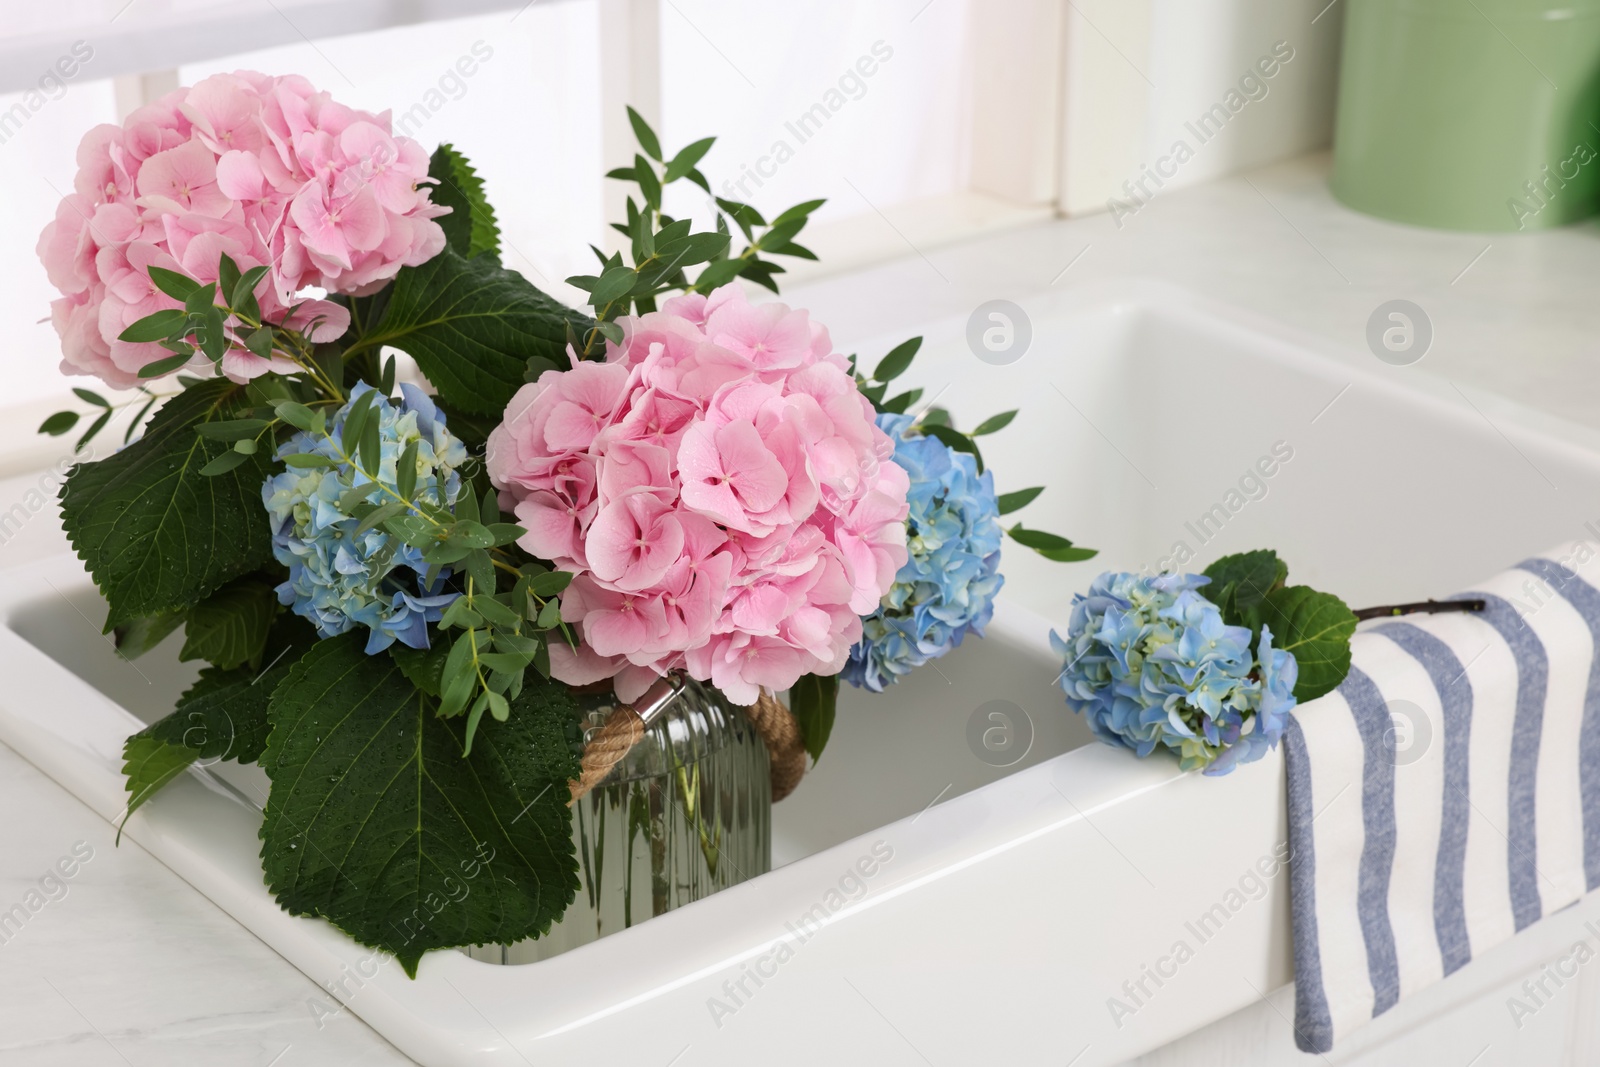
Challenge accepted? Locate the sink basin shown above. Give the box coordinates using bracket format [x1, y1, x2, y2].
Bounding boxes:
[4, 282, 1597, 1065]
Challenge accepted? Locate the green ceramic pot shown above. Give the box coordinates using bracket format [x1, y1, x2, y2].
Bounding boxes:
[1332, 0, 1600, 231]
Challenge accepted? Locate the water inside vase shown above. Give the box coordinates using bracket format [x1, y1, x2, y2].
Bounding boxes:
[465, 679, 771, 964]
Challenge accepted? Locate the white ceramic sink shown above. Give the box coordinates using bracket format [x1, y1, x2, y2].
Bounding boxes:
[3, 282, 1597, 1065]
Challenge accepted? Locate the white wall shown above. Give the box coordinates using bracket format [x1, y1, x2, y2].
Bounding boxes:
[656, 0, 974, 229]
[1062, 0, 1344, 219]
[1144, 0, 1343, 189]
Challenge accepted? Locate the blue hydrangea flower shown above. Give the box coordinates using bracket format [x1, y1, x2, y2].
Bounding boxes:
[842, 412, 1004, 691]
[262, 382, 469, 655]
[1050, 571, 1299, 775]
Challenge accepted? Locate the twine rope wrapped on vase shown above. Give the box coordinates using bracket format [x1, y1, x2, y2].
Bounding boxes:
[568, 680, 808, 804]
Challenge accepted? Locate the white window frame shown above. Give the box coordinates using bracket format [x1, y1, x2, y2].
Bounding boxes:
[3, 0, 1080, 473]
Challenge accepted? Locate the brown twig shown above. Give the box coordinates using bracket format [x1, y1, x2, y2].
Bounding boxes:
[1352, 598, 1486, 622]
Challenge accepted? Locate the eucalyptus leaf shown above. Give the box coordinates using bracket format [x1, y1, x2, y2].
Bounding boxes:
[217, 254, 241, 306]
[664, 136, 715, 182]
[971, 410, 1018, 436]
[340, 387, 377, 458]
[996, 486, 1044, 515]
[123, 395, 159, 445]
[655, 232, 730, 270]
[1007, 524, 1097, 562]
[39, 410, 79, 436]
[634, 154, 662, 212]
[75, 409, 112, 452]
[358, 403, 381, 474]
[147, 266, 202, 302]
[465, 549, 495, 597]
[878, 389, 922, 415]
[770, 198, 826, 227]
[627, 106, 662, 161]
[590, 265, 639, 309]
[183, 282, 217, 316]
[921, 423, 984, 474]
[198, 450, 250, 476]
[527, 570, 572, 597]
[394, 439, 419, 502]
[234, 265, 270, 311]
[136, 352, 194, 379]
[272, 401, 318, 432]
[356, 499, 409, 535]
[474, 596, 520, 629]
[445, 522, 495, 549]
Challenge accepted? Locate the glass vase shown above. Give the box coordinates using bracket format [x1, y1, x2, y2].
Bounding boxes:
[466, 677, 771, 964]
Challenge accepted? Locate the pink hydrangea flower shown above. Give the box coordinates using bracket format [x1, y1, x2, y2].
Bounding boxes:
[37, 71, 447, 389]
[487, 285, 909, 705]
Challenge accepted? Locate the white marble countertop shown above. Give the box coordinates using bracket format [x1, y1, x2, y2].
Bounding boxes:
[3, 151, 1599, 1065]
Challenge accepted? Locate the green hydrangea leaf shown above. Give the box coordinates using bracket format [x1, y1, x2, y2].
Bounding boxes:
[354, 248, 592, 416]
[1203, 549, 1287, 628]
[61, 380, 274, 630]
[143, 659, 283, 764]
[429, 144, 500, 262]
[113, 609, 186, 660]
[789, 672, 838, 765]
[122, 612, 315, 821]
[120, 733, 197, 832]
[1252, 585, 1357, 704]
[180, 576, 279, 670]
[260, 633, 582, 977]
[392, 641, 449, 697]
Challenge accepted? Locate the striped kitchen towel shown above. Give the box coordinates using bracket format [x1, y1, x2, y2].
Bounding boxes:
[1285, 541, 1600, 1053]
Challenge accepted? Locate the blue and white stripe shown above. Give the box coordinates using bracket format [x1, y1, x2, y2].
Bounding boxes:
[1287, 543, 1600, 1053]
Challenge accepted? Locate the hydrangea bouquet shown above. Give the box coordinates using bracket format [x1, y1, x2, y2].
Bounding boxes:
[36, 78, 859, 973]
[38, 69, 1102, 971]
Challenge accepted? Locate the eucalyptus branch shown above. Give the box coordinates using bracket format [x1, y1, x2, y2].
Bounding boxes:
[565, 107, 826, 336]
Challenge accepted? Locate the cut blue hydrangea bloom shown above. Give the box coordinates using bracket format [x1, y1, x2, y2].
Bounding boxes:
[1050, 571, 1298, 775]
[842, 412, 1004, 691]
[262, 382, 469, 655]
